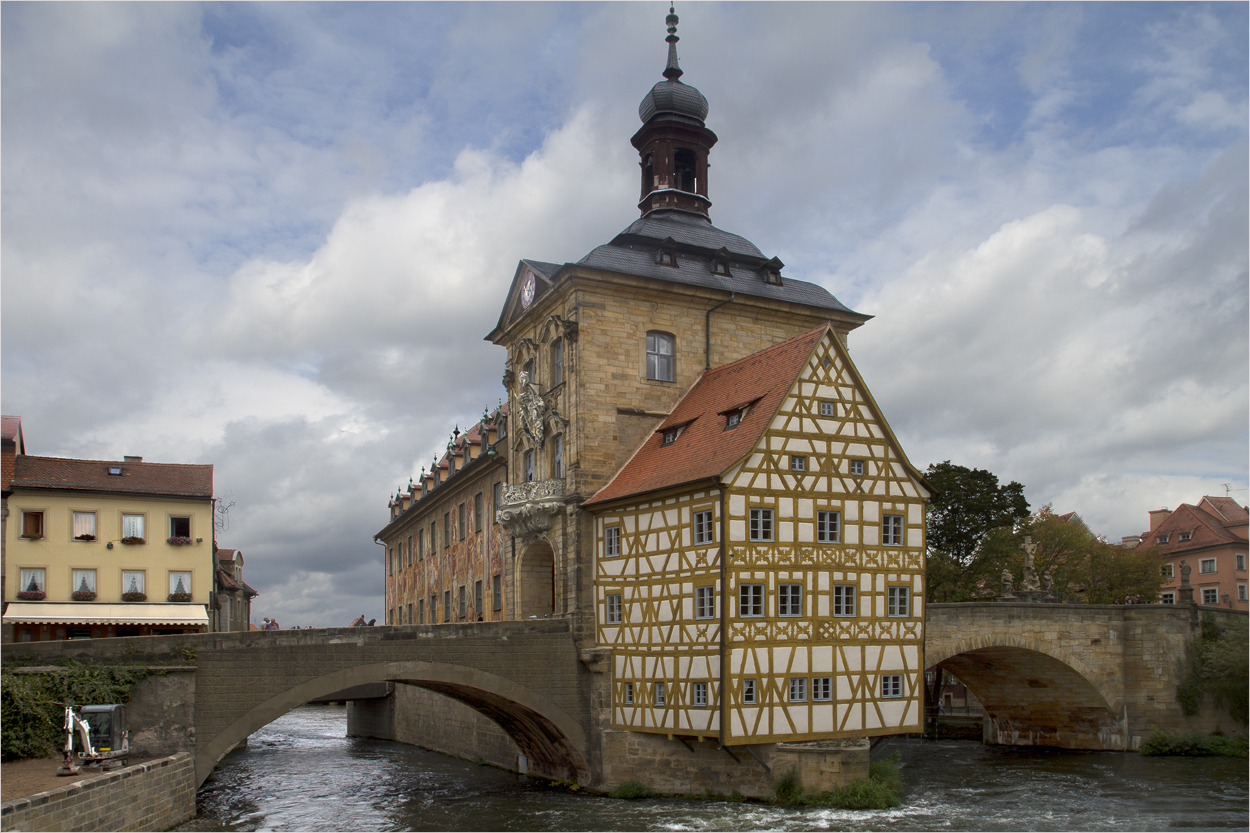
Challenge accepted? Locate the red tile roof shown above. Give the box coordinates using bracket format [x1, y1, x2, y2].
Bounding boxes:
[11, 455, 212, 498]
[1, 415, 23, 446]
[1134, 499, 1248, 554]
[586, 325, 827, 506]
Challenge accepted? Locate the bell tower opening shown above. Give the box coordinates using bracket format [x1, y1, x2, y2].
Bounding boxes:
[674, 148, 696, 193]
[641, 153, 654, 200]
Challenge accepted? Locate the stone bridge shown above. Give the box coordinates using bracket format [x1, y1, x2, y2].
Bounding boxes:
[2, 619, 592, 787]
[926, 602, 1246, 750]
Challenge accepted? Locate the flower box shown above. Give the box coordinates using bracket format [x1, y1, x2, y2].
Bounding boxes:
[168, 591, 193, 603]
[121, 591, 147, 602]
[72, 590, 97, 602]
[167, 536, 193, 546]
[17, 590, 46, 601]
[120, 536, 145, 545]
[74, 534, 96, 542]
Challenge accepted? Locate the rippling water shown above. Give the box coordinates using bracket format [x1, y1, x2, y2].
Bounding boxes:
[179, 706, 1248, 832]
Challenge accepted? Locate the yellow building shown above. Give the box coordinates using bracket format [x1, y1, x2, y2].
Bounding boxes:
[2, 418, 214, 642]
[585, 325, 930, 744]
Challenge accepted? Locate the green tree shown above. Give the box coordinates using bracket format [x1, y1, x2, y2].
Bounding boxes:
[924, 461, 1030, 602]
[983, 506, 1165, 604]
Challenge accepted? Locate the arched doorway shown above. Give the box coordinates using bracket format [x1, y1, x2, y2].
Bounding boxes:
[517, 539, 555, 619]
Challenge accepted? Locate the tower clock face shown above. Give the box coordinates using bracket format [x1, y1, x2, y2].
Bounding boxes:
[521, 271, 536, 309]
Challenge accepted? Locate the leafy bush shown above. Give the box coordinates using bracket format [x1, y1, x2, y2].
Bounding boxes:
[610, 779, 653, 799]
[772, 769, 803, 804]
[1177, 615, 1248, 724]
[793, 754, 904, 809]
[1139, 729, 1248, 758]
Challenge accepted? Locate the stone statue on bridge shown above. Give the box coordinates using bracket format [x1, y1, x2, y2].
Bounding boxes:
[1000, 569, 1015, 599]
[1020, 536, 1042, 593]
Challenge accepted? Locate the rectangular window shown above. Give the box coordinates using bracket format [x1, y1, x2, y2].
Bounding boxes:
[408, 603, 413, 624]
[693, 510, 714, 545]
[882, 674, 903, 698]
[790, 455, 806, 472]
[819, 401, 835, 417]
[742, 678, 757, 704]
[739, 584, 764, 617]
[493, 574, 502, 611]
[1161, 563, 1174, 578]
[605, 593, 622, 624]
[72, 512, 97, 541]
[812, 677, 832, 701]
[474, 493, 483, 533]
[1202, 587, 1218, 605]
[883, 515, 904, 546]
[419, 599, 425, 624]
[72, 568, 97, 597]
[725, 410, 742, 429]
[1200, 558, 1217, 574]
[398, 606, 404, 625]
[417, 530, 424, 561]
[833, 584, 856, 617]
[475, 581, 483, 619]
[552, 338, 564, 386]
[1238, 554, 1246, 571]
[662, 427, 678, 445]
[654, 682, 666, 707]
[888, 586, 910, 617]
[646, 332, 674, 382]
[749, 508, 774, 542]
[398, 541, 406, 569]
[789, 678, 807, 703]
[1161, 592, 1175, 605]
[624, 682, 634, 705]
[693, 681, 708, 708]
[444, 590, 451, 622]
[552, 434, 564, 479]
[850, 460, 865, 476]
[1239, 585, 1247, 602]
[19, 567, 46, 595]
[21, 510, 44, 539]
[1179, 532, 1192, 542]
[457, 504, 466, 540]
[443, 513, 451, 547]
[121, 570, 145, 597]
[388, 548, 394, 576]
[169, 571, 192, 598]
[493, 482, 502, 516]
[122, 513, 145, 541]
[169, 516, 191, 538]
[459, 585, 466, 618]
[604, 526, 620, 557]
[817, 510, 840, 543]
[406, 535, 414, 567]
[695, 585, 715, 619]
[431, 594, 438, 622]
[524, 450, 535, 482]
[779, 584, 803, 617]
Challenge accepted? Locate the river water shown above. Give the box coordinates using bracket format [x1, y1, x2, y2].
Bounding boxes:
[179, 706, 1247, 832]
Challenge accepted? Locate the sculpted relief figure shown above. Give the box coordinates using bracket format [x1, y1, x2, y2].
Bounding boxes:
[1001, 569, 1014, 598]
[516, 370, 546, 448]
[1020, 536, 1042, 592]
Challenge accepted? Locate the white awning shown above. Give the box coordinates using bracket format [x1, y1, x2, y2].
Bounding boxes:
[2, 603, 209, 627]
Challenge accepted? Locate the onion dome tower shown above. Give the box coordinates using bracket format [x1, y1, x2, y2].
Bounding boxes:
[632, 6, 718, 218]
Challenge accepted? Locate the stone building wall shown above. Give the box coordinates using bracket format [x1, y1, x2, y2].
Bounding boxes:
[0, 753, 195, 832]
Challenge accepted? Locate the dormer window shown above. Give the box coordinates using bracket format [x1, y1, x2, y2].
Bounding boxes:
[710, 259, 731, 277]
[762, 256, 784, 286]
[1179, 531, 1192, 542]
[1156, 535, 1169, 544]
[662, 428, 679, 445]
[725, 410, 742, 429]
[656, 249, 678, 268]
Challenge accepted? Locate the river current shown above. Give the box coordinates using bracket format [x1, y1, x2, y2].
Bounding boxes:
[179, 705, 1248, 832]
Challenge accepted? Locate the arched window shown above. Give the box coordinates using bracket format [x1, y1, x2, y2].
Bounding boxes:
[641, 153, 654, 199]
[646, 331, 675, 382]
[674, 148, 696, 192]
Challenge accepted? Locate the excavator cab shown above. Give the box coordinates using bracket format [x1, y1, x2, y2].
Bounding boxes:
[80, 704, 126, 753]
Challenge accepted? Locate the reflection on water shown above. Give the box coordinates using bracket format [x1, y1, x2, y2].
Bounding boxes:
[179, 706, 1249, 832]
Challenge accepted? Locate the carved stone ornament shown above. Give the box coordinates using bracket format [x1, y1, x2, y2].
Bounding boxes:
[516, 371, 547, 448]
[1020, 536, 1042, 593]
[498, 479, 565, 544]
[1000, 569, 1015, 598]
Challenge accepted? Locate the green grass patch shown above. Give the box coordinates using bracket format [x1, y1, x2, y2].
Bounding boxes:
[773, 754, 903, 809]
[1139, 729, 1248, 758]
[610, 779, 654, 799]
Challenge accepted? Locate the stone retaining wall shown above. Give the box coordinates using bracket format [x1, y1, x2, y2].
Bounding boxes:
[0, 753, 195, 832]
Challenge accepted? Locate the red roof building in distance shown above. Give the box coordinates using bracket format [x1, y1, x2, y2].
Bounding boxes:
[1129, 496, 1248, 610]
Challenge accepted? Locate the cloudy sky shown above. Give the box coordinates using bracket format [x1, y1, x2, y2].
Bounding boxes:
[3, 2, 1246, 627]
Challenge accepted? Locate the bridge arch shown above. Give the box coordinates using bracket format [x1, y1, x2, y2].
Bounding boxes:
[197, 660, 588, 787]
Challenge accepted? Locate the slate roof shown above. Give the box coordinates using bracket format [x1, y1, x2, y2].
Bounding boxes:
[11, 455, 213, 499]
[585, 325, 828, 507]
[577, 211, 861, 316]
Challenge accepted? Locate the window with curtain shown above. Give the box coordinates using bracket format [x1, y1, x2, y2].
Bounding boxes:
[73, 512, 97, 540]
[169, 571, 192, 597]
[122, 514, 145, 540]
[72, 569, 97, 594]
[122, 571, 145, 595]
[20, 567, 45, 593]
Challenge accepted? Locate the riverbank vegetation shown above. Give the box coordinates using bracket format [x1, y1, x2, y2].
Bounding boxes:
[1177, 614, 1248, 725]
[771, 754, 903, 809]
[1139, 729, 1248, 758]
[0, 660, 161, 761]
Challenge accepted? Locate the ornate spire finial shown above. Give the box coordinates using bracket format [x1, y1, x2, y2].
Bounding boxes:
[663, 4, 683, 81]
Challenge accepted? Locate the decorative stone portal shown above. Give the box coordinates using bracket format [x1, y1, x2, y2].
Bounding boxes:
[517, 539, 555, 619]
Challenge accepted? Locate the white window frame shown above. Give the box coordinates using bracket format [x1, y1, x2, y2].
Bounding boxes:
[742, 678, 757, 704]
[739, 584, 764, 617]
[1161, 563, 1174, 578]
[850, 460, 865, 476]
[812, 677, 833, 701]
[817, 510, 840, 544]
[122, 570, 146, 596]
[646, 331, 675, 382]
[552, 434, 564, 479]
[819, 401, 835, 417]
[169, 571, 192, 598]
[888, 585, 910, 617]
[693, 681, 708, 708]
[789, 677, 807, 703]
[72, 511, 97, 541]
[693, 510, 714, 545]
[72, 568, 97, 595]
[882, 674, 903, 698]
[1200, 558, 1217, 574]
[624, 682, 634, 705]
[790, 455, 806, 472]
[1202, 587, 1218, 605]
[524, 450, 535, 482]
[1239, 585, 1247, 602]
[883, 515, 904, 546]
[695, 585, 715, 620]
[605, 593, 622, 624]
[169, 515, 191, 539]
[779, 584, 802, 617]
[749, 508, 774, 542]
[604, 526, 620, 557]
[122, 513, 145, 541]
[1160, 591, 1175, 605]
[20, 567, 46, 593]
[1237, 554, 1246, 571]
[654, 681, 666, 707]
[832, 584, 856, 617]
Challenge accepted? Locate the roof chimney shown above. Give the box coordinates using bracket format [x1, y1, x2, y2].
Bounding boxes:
[1148, 508, 1172, 532]
[124, 455, 142, 463]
